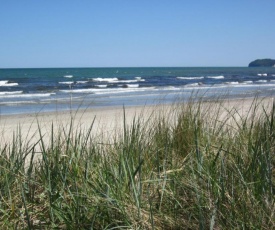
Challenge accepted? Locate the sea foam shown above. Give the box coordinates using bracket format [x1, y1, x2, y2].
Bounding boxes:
[60, 87, 150, 95]
[122, 84, 139, 88]
[0, 80, 18, 86]
[0, 93, 55, 98]
[255, 80, 268, 83]
[59, 81, 74, 85]
[207, 75, 224, 79]
[177, 77, 204, 80]
[91, 78, 119, 82]
[225, 82, 239, 85]
[0, 91, 23, 95]
[257, 73, 267, 77]
[242, 81, 253, 84]
[91, 77, 145, 83]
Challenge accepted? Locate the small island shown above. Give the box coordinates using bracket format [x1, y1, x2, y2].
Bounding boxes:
[248, 58, 275, 67]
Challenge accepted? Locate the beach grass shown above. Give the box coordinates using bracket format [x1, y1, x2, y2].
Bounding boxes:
[0, 96, 274, 229]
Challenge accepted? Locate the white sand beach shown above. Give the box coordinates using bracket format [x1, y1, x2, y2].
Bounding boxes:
[0, 97, 274, 146]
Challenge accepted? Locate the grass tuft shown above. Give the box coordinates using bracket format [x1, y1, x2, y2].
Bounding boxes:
[0, 95, 274, 229]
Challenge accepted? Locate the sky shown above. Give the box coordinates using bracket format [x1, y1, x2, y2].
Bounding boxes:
[0, 1, 275, 68]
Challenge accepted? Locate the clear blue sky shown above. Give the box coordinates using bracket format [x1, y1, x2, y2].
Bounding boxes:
[1, 0, 275, 68]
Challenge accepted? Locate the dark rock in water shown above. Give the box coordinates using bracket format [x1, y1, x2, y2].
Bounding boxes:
[248, 59, 275, 67]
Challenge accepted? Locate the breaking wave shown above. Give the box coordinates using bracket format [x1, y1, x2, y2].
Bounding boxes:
[177, 76, 204, 80]
[0, 80, 18, 87]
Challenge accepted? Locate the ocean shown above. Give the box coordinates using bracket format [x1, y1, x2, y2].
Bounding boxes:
[0, 67, 275, 115]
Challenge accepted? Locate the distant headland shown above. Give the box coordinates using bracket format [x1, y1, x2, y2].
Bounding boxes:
[248, 59, 275, 67]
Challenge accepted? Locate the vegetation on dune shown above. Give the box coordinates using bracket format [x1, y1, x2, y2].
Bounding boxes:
[0, 97, 274, 229]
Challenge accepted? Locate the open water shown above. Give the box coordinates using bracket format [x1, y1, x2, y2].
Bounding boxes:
[0, 67, 275, 115]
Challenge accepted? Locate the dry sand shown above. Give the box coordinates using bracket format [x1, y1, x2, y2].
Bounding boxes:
[0, 104, 167, 146]
[0, 96, 274, 146]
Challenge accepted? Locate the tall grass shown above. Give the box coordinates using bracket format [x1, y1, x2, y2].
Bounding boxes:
[0, 96, 274, 229]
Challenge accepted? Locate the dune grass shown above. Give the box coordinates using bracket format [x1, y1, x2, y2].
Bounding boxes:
[0, 96, 274, 229]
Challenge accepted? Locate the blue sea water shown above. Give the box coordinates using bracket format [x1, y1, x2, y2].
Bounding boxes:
[0, 67, 275, 115]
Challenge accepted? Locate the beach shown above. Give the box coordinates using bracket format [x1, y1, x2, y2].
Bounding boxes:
[0, 103, 165, 146]
[1, 96, 273, 146]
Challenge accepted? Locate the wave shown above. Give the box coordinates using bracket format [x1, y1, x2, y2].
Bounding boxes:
[242, 81, 253, 84]
[95, 85, 107, 88]
[91, 77, 119, 82]
[255, 80, 268, 83]
[0, 80, 9, 86]
[257, 73, 267, 76]
[60, 87, 152, 95]
[91, 77, 145, 83]
[117, 80, 140, 83]
[0, 93, 55, 98]
[64, 75, 73, 78]
[135, 77, 145, 81]
[207, 75, 224, 79]
[0, 91, 23, 95]
[0, 80, 18, 87]
[59, 81, 88, 85]
[121, 84, 139, 88]
[94, 88, 151, 95]
[177, 76, 204, 80]
[225, 81, 239, 85]
[0, 101, 37, 105]
[59, 81, 74, 85]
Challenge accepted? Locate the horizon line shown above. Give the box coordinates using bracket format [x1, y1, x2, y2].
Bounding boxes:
[0, 65, 249, 69]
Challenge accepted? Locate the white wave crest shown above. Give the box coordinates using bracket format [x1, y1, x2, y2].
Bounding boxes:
[95, 85, 107, 88]
[91, 77, 118, 82]
[59, 81, 74, 85]
[76, 81, 88, 84]
[64, 75, 73, 78]
[117, 80, 139, 83]
[91, 77, 144, 83]
[123, 84, 139, 88]
[257, 73, 267, 77]
[207, 75, 224, 79]
[0, 80, 9, 85]
[60, 87, 152, 95]
[0, 93, 55, 98]
[0, 101, 37, 105]
[0, 91, 23, 95]
[225, 82, 239, 85]
[3, 83, 18, 86]
[255, 80, 267, 83]
[0, 80, 18, 87]
[135, 77, 145, 81]
[242, 81, 253, 84]
[177, 76, 204, 80]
